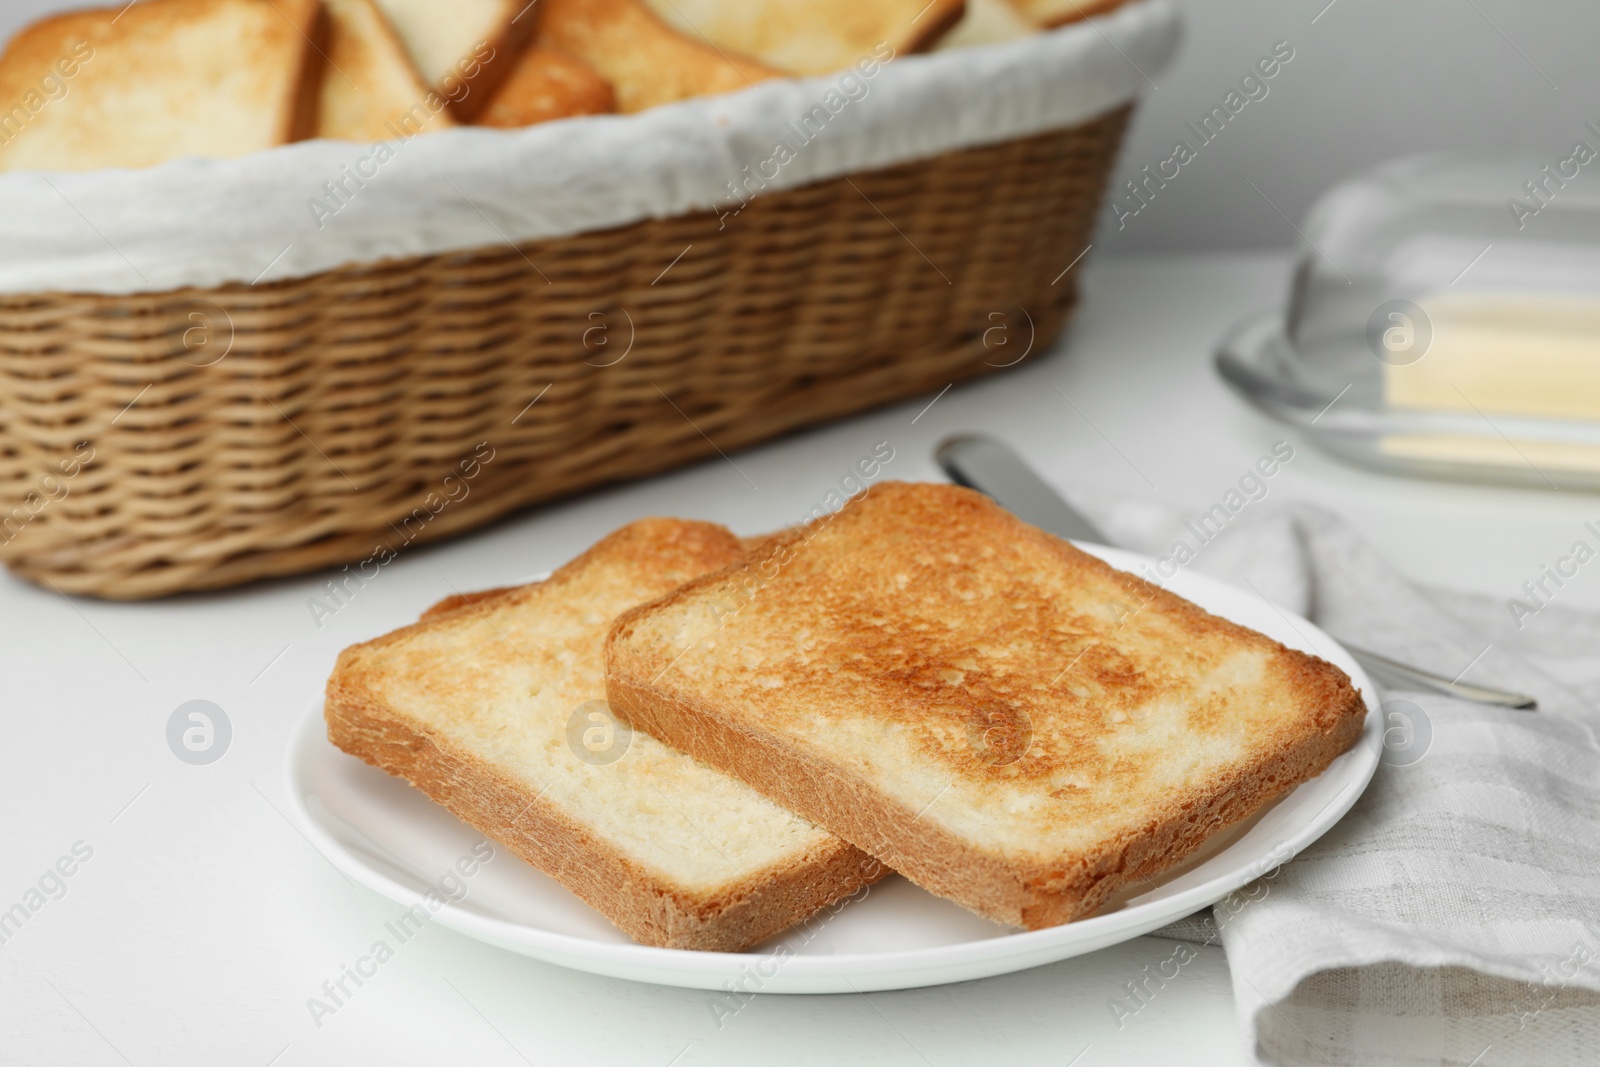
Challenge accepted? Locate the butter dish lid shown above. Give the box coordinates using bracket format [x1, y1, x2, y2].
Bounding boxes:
[1219, 152, 1600, 490]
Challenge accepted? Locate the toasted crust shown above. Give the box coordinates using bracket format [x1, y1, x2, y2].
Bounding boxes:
[738, 532, 782, 554]
[900, 0, 970, 54]
[328, 680, 880, 949]
[327, 518, 882, 950]
[287, 1, 328, 144]
[641, 0, 967, 74]
[1014, 0, 1129, 29]
[537, 0, 781, 113]
[316, 0, 455, 141]
[606, 483, 1367, 929]
[420, 584, 523, 619]
[0, 0, 324, 172]
[475, 48, 615, 127]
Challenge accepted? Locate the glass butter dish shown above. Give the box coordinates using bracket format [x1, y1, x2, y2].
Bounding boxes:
[1218, 154, 1600, 490]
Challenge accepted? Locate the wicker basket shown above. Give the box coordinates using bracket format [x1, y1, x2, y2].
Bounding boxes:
[0, 107, 1129, 599]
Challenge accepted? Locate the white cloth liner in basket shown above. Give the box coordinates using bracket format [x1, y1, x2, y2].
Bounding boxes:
[0, 0, 1178, 297]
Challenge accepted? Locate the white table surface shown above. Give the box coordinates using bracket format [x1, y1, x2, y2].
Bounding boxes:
[5, 251, 1596, 1067]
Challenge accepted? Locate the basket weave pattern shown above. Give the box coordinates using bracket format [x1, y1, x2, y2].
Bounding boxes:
[0, 108, 1128, 598]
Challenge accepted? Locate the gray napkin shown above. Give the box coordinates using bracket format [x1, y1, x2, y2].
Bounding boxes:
[1066, 490, 1600, 1067]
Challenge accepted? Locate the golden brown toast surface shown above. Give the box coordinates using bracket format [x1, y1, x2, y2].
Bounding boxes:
[642, 0, 966, 74]
[0, 0, 322, 172]
[538, 0, 781, 113]
[327, 517, 879, 950]
[1014, 0, 1130, 29]
[606, 483, 1366, 929]
[317, 0, 455, 141]
[476, 47, 615, 127]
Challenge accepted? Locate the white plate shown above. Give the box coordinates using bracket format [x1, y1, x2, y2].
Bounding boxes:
[285, 544, 1380, 993]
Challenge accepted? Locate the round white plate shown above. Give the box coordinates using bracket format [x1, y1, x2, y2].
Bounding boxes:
[285, 543, 1380, 993]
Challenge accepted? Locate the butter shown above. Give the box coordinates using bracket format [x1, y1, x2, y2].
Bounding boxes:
[1380, 433, 1600, 475]
[1384, 291, 1600, 420]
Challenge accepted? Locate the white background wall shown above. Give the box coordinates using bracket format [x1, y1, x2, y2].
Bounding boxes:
[1097, 0, 1600, 250]
[3, 0, 1594, 250]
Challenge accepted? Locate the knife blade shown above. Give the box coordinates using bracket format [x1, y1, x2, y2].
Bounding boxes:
[936, 434, 1110, 543]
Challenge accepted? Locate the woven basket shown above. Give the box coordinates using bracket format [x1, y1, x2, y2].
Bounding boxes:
[0, 107, 1129, 599]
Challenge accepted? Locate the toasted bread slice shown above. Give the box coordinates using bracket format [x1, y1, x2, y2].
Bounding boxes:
[476, 47, 615, 127]
[606, 483, 1366, 930]
[538, 0, 781, 114]
[421, 584, 522, 618]
[935, 0, 1037, 50]
[316, 0, 456, 140]
[327, 518, 882, 951]
[1013, 0, 1129, 29]
[0, 0, 323, 172]
[641, 0, 965, 75]
[370, 0, 536, 120]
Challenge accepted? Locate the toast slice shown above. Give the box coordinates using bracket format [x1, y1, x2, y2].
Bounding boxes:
[641, 0, 966, 75]
[370, 0, 537, 120]
[1013, 0, 1130, 29]
[421, 584, 522, 617]
[326, 518, 882, 951]
[316, 0, 456, 140]
[475, 47, 615, 127]
[537, 0, 782, 114]
[934, 0, 1037, 51]
[606, 483, 1367, 930]
[0, 0, 323, 172]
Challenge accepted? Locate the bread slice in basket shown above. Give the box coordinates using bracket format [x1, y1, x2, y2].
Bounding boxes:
[538, 0, 781, 114]
[370, 0, 536, 119]
[326, 518, 883, 951]
[1014, 0, 1131, 29]
[605, 483, 1367, 930]
[0, 0, 324, 172]
[476, 48, 616, 128]
[642, 0, 967, 74]
[316, 0, 456, 140]
[935, 0, 1038, 51]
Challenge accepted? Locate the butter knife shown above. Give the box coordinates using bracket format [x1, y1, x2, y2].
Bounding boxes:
[935, 434, 1537, 711]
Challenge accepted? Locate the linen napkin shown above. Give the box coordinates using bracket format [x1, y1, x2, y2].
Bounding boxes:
[1066, 488, 1600, 1067]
